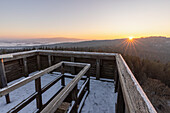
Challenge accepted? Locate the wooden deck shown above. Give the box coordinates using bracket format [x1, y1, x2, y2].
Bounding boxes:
[0, 50, 157, 113]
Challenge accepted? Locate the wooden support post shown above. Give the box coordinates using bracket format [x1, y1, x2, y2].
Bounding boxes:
[0, 59, 10, 104]
[71, 57, 76, 75]
[71, 85, 78, 113]
[51, 55, 54, 65]
[115, 69, 119, 93]
[48, 55, 52, 67]
[116, 81, 125, 113]
[87, 78, 90, 92]
[35, 77, 42, 110]
[96, 59, 101, 80]
[61, 64, 65, 86]
[23, 58, 28, 77]
[37, 55, 41, 70]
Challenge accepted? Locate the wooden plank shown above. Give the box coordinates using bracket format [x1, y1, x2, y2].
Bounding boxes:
[23, 57, 28, 77]
[41, 64, 91, 113]
[77, 78, 89, 103]
[41, 87, 64, 111]
[71, 57, 75, 75]
[35, 77, 42, 110]
[71, 85, 78, 113]
[116, 81, 125, 113]
[115, 69, 119, 93]
[8, 92, 37, 113]
[96, 59, 100, 80]
[61, 64, 65, 86]
[0, 54, 13, 59]
[38, 50, 116, 60]
[0, 59, 10, 103]
[38, 50, 116, 57]
[0, 62, 62, 97]
[37, 55, 41, 70]
[41, 75, 62, 93]
[63, 61, 89, 67]
[77, 91, 89, 113]
[4, 52, 37, 62]
[116, 54, 157, 113]
[48, 55, 52, 67]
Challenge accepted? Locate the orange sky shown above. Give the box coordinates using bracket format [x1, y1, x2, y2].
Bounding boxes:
[0, 0, 170, 40]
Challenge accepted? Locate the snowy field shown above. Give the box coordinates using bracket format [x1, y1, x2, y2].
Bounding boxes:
[0, 72, 117, 113]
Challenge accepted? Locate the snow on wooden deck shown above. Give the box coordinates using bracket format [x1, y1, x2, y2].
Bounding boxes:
[0, 72, 117, 113]
[81, 79, 117, 113]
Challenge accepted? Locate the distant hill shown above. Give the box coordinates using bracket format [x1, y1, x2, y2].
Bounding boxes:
[44, 36, 170, 63]
[1, 36, 170, 63]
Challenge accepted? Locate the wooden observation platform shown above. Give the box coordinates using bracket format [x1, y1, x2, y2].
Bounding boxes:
[0, 50, 157, 113]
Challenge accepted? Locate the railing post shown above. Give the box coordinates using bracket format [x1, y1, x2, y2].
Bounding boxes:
[35, 77, 42, 110]
[115, 69, 119, 93]
[0, 58, 10, 104]
[37, 55, 41, 70]
[48, 55, 52, 67]
[71, 84, 78, 113]
[116, 81, 125, 113]
[96, 59, 101, 80]
[23, 57, 28, 77]
[71, 57, 76, 75]
[61, 63, 65, 86]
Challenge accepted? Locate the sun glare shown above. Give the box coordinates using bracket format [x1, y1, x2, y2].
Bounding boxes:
[129, 37, 133, 40]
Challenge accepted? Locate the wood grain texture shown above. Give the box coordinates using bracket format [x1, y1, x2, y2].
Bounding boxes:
[116, 54, 157, 113]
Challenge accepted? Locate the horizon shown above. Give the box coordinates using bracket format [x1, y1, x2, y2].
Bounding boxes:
[1, 0, 170, 40]
[0, 36, 169, 43]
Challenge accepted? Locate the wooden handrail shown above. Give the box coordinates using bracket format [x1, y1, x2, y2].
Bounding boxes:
[0, 50, 157, 113]
[0, 62, 62, 97]
[41, 64, 91, 113]
[116, 54, 157, 113]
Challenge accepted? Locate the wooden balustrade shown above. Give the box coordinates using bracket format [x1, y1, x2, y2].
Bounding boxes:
[0, 61, 90, 113]
[0, 50, 157, 113]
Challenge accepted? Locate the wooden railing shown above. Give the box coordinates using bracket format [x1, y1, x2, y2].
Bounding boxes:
[115, 54, 157, 113]
[0, 61, 90, 113]
[0, 50, 157, 113]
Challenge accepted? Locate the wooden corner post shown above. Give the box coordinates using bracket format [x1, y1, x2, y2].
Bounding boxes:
[0, 58, 10, 104]
[61, 63, 65, 86]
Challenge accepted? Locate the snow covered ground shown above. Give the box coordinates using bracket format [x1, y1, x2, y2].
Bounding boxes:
[81, 79, 117, 113]
[0, 72, 117, 113]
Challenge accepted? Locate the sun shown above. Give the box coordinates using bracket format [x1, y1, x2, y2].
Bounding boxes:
[129, 36, 133, 40]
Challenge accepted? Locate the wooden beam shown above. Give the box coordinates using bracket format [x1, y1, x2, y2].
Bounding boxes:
[35, 78, 42, 110]
[48, 55, 52, 67]
[116, 81, 125, 113]
[96, 59, 101, 80]
[0, 59, 10, 103]
[116, 54, 157, 113]
[71, 57, 76, 75]
[61, 64, 65, 87]
[0, 54, 13, 59]
[38, 50, 116, 60]
[37, 55, 41, 70]
[4, 51, 37, 62]
[41, 64, 91, 113]
[8, 92, 37, 113]
[71, 85, 78, 113]
[63, 61, 89, 67]
[0, 62, 63, 97]
[23, 57, 28, 77]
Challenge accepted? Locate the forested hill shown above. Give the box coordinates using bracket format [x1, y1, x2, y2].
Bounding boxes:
[1, 36, 170, 63]
[46, 36, 170, 63]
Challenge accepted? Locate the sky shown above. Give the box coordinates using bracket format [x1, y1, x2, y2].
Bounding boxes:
[0, 0, 170, 40]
